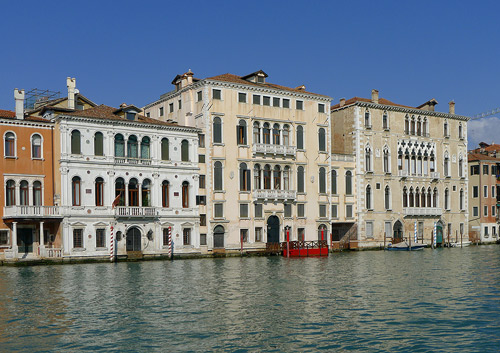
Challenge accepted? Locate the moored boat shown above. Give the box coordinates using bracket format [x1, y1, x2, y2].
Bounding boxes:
[386, 241, 426, 251]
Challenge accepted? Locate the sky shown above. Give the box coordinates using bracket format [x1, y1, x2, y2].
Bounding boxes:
[0, 0, 499, 148]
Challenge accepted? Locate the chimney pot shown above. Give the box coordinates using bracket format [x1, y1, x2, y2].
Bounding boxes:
[340, 98, 346, 107]
[14, 88, 25, 120]
[67, 77, 76, 110]
[449, 100, 455, 115]
[371, 89, 379, 104]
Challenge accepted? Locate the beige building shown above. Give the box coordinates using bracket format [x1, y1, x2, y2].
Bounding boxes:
[144, 70, 333, 252]
[331, 90, 469, 248]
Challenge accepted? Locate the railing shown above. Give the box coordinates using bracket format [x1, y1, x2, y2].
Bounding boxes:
[404, 207, 443, 216]
[41, 247, 62, 258]
[114, 157, 152, 165]
[253, 189, 296, 200]
[398, 170, 440, 179]
[115, 206, 156, 217]
[253, 143, 296, 156]
[3, 206, 61, 218]
[285, 240, 328, 250]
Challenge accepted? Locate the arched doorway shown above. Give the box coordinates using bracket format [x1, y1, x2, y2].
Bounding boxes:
[393, 220, 403, 243]
[126, 227, 142, 251]
[213, 225, 225, 249]
[436, 221, 443, 246]
[267, 216, 280, 243]
[318, 224, 327, 241]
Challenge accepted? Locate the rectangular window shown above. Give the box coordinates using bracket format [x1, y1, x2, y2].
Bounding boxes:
[473, 186, 479, 198]
[484, 185, 488, 198]
[253, 95, 261, 105]
[255, 227, 262, 242]
[492, 186, 496, 198]
[212, 89, 221, 100]
[198, 134, 205, 148]
[331, 204, 338, 218]
[298, 228, 305, 242]
[473, 206, 478, 217]
[284, 203, 292, 218]
[195, 195, 206, 205]
[384, 221, 392, 238]
[366, 221, 374, 238]
[240, 204, 249, 218]
[493, 226, 497, 237]
[146, 112, 150, 118]
[197, 91, 202, 102]
[296, 100, 303, 110]
[297, 204, 305, 217]
[183, 228, 191, 245]
[319, 204, 327, 218]
[346, 204, 353, 218]
[159, 107, 164, 116]
[318, 103, 325, 113]
[492, 206, 496, 217]
[273, 97, 280, 107]
[73, 229, 83, 248]
[200, 214, 206, 226]
[240, 229, 248, 242]
[470, 165, 479, 175]
[238, 92, 247, 103]
[198, 154, 205, 163]
[282, 98, 290, 108]
[418, 221, 424, 239]
[199, 175, 205, 189]
[483, 165, 489, 175]
[214, 203, 224, 218]
[484, 205, 488, 216]
[263, 96, 271, 106]
[163, 228, 170, 246]
[484, 226, 489, 236]
[200, 233, 207, 246]
[255, 203, 263, 218]
[96, 228, 105, 248]
[169, 103, 174, 113]
[178, 99, 182, 109]
[0, 230, 9, 245]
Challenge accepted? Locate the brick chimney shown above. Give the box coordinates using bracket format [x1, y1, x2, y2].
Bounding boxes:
[340, 98, 346, 107]
[449, 100, 455, 115]
[67, 77, 76, 110]
[371, 89, 379, 104]
[14, 88, 25, 120]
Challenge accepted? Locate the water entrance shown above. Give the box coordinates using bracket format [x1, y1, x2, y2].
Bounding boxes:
[267, 216, 280, 243]
[126, 227, 141, 252]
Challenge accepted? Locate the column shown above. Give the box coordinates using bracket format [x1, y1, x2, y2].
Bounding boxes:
[39, 221, 45, 256]
[138, 183, 143, 207]
[28, 185, 33, 207]
[260, 126, 263, 145]
[125, 183, 129, 206]
[12, 222, 18, 257]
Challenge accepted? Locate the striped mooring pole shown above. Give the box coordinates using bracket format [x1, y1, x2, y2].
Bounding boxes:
[168, 226, 172, 259]
[414, 221, 417, 244]
[433, 222, 437, 247]
[109, 225, 115, 262]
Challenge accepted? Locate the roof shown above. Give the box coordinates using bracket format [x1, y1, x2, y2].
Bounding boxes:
[0, 108, 52, 123]
[468, 152, 500, 162]
[27, 94, 97, 114]
[0, 109, 15, 118]
[471, 143, 500, 153]
[331, 96, 414, 110]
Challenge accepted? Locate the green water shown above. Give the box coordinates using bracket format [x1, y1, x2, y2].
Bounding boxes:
[1, 246, 499, 352]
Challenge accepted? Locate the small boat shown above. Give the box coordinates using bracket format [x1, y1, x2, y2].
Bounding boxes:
[386, 241, 425, 251]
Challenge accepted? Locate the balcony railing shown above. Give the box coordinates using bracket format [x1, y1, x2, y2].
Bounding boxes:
[404, 207, 443, 216]
[3, 206, 61, 218]
[115, 206, 156, 217]
[253, 143, 296, 157]
[114, 157, 152, 165]
[398, 170, 440, 179]
[253, 189, 296, 201]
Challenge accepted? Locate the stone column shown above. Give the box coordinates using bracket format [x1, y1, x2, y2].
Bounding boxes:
[39, 221, 44, 256]
[138, 183, 143, 207]
[125, 183, 129, 206]
[12, 222, 18, 257]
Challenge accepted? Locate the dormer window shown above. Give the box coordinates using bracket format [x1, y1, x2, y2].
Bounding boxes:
[126, 112, 136, 121]
[257, 76, 265, 83]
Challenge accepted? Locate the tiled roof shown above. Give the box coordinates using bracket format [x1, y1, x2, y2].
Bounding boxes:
[471, 143, 500, 153]
[206, 73, 330, 98]
[0, 109, 15, 118]
[468, 152, 500, 162]
[0, 108, 51, 123]
[331, 97, 415, 110]
[27, 94, 97, 114]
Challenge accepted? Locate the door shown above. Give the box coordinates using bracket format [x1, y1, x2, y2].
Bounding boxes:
[18, 228, 33, 254]
[436, 224, 443, 245]
[213, 225, 225, 249]
[267, 216, 280, 243]
[126, 227, 142, 251]
[393, 221, 403, 243]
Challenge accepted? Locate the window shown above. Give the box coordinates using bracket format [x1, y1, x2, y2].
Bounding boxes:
[255, 227, 262, 242]
[95, 177, 104, 206]
[331, 169, 337, 194]
[159, 107, 164, 116]
[214, 161, 223, 190]
[4, 132, 16, 157]
[178, 99, 182, 109]
[296, 100, 303, 110]
[473, 206, 478, 217]
[18, 180, 28, 206]
[253, 164, 261, 189]
[253, 122, 260, 144]
[31, 134, 42, 158]
[0, 230, 8, 246]
[331, 204, 338, 218]
[365, 146, 372, 172]
[318, 103, 325, 113]
[200, 214, 206, 226]
[445, 188, 450, 210]
[459, 124, 463, 139]
[283, 166, 290, 190]
[385, 186, 391, 210]
[345, 171, 352, 195]
[319, 204, 327, 218]
[459, 156, 463, 178]
[199, 175, 205, 189]
[114, 134, 125, 157]
[237, 120, 247, 145]
[240, 163, 251, 191]
[298, 228, 305, 242]
[282, 98, 290, 108]
[128, 179, 139, 206]
[484, 205, 488, 217]
[366, 221, 374, 238]
[319, 167, 326, 193]
[492, 206, 496, 217]
[196, 195, 206, 205]
[115, 178, 125, 206]
[493, 186, 496, 198]
[444, 121, 449, 137]
[459, 188, 464, 210]
[240, 204, 249, 218]
[318, 128, 326, 152]
[253, 94, 261, 105]
[213, 117, 222, 143]
[444, 153, 450, 177]
[405, 116, 410, 134]
[273, 166, 281, 189]
[383, 148, 390, 173]
[473, 186, 478, 198]
[214, 203, 224, 218]
[283, 125, 290, 146]
[238, 92, 247, 103]
[297, 166, 305, 193]
[284, 203, 292, 218]
[141, 179, 151, 207]
[71, 130, 81, 155]
[298, 204, 305, 217]
[73, 229, 83, 248]
[483, 165, 489, 175]
[262, 123, 271, 144]
[484, 185, 488, 198]
[183, 228, 191, 245]
[198, 154, 205, 163]
[273, 97, 280, 107]
[182, 181, 189, 208]
[296, 125, 304, 149]
[163, 228, 170, 246]
[364, 110, 371, 128]
[162, 180, 169, 207]
[240, 229, 248, 242]
[91, 132, 103, 156]
[263, 96, 271, 106]
[198, 134, 205, 148]
[96, 228, 105, 248]
[33, 181, 42, 206]
[272, 124, 280, 145]
[181, 140, 189, 162]
[346, 204, 353, 218]
[366, 185, 372, 210]
[169, 103, 173, 113]
[161, 138, 169, 160]
[128, 135, 138, 158]
[484, 227, 489, 237]
[197, 91, 202, 102]
[72, 176, 81, 206]
[264, 165, 271, 189]
[212, 89, 221, 100]
[141, 137, 150, 159]
[255, 203, 263, 218]
[200, 233, 207, 246]
[382, 112, 389, 130]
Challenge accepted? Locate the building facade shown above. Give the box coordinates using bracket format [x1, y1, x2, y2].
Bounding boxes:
[144, 70, 333, 252]
[331, 90, 469, 248]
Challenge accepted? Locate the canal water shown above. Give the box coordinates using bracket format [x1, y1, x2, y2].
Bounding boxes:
[1, 246, 500, 352]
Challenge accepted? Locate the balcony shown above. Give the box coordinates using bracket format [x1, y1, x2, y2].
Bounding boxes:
[3, 206, 61, 219]
[253, 189, 296, 201]
[404, 207, 442, 216]
[253, 143, 296, 157]
[398, 170, 440, 179]
[430, 172, 440, 179]
[114, 157, 152, 165]
[115, 206, 157, 217]
[398, 170, 409, 178]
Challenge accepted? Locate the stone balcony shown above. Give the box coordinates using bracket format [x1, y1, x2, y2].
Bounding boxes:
[3, 206, 61, 219]
[115, 206, 157, 217]
[253, 189, 296, 201]
[114, 157, 152, 165]
[252, 143, 296, 157]
[404, 207, 443, 216]
[398, 170, 440, 179]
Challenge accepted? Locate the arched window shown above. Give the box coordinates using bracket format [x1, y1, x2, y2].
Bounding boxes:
[115, 178, 125, 207]
[458, 155, 463, 177]
[458, 123, 463, 139]
[427, 187, 432, 208]
[213, 117, 222, 143]
[95, 177, 104, 206]
[128, 178, 139, 206]
[273, 123, 280, 145]
[403, 187, 408, 208]
[417, 155, 422, 175]
[72, 176, 81, 206]
[423, 155, 429, 175]
[32, 134, 42, 158]
[383, 112, 389, 130]
[417, 118, 421, 136]
[181, 140, 189, 162]
[385, 186, 390, 210]
[365, 146, 372, 172]
[161, 138, 169, 160]
[4, 132, 16, 157]
[114, 134, 125, 157]
[283, 125, 290, 146]
[6, 180, 15, 206]
[263, 123, 271, 144]
[366, 185, 372, 210]
[405, 116, 410, 134]
[444, 120, 449, 137]
[411, 154, 416, 175]
[433, 188, 438, 208]
[296, 125, 304, 149]
[214, 161, 223, 190]
[33, 181, 42, 206]
[237, 120, 247, 145]
[253, 122, 260, 144]
[283, 166, 290, 190]
[318, 224, 327, 241]
[405, 153, 410, 172]
[94, 132, 103, 156]
[415, 187, 420, 207]
[142, 179, 151, 206]
[319, 167, 326, 193]
[398, 151, 403, 170]
[20, 180, 29, 205]
[364, 110, 371, 128]
[182, 181, 189, 208]
[240, 163, 250, 191]
[127, 135, 138, 158]
[331, 169, 337, 194]
[430, 155, 436, 172]
[71, 130, 81, 155]
[411, 117, 416, 135]
[273, 165, 281, 189]
[162, 180, 169, 208]
[383, 147, 390, 173]
[254, 164, 261, 189]
[141, 136, 150, 159]
[409, 187, 414, 207]
[423, 118, 428, 136]
[345, 171, 352, 195]
[444, 188, 449, 210]
[297, 166, 304, 192]
[444, 152, 450, 177]
[318, 128, 326, 152]
[421, 188, 426, 207]
[460, 188, 464, 210]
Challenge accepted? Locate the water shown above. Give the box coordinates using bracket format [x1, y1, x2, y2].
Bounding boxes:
[1, 246, 500, 352]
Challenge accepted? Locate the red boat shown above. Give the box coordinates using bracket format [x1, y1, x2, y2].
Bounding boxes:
[282, 240, 329, 257]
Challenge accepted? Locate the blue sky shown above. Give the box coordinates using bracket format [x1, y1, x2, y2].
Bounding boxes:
[1, 0, 498, 147]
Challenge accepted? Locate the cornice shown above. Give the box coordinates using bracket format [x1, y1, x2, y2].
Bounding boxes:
[0, 118, 53, 129]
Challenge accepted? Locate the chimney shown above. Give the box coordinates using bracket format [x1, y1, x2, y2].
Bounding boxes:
[449, 100, 455, 115]
[340, 98, 346, 107]
[120, 103, 127, 108]
[67, 77, 76, 110]
[186, 69, 194, 85]
[371, 89, 379, 104]
[14, 89, 25, 120]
